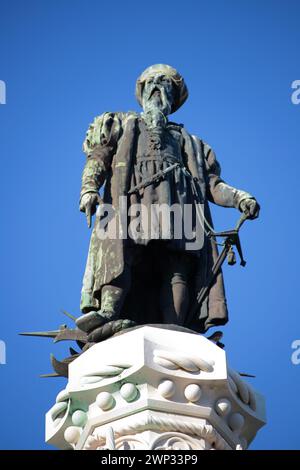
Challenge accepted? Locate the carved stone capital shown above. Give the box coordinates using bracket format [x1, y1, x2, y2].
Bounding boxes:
[45, 326, 266, 450]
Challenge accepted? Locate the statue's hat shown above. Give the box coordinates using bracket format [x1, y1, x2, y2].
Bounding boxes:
[135, 64, 188, 113]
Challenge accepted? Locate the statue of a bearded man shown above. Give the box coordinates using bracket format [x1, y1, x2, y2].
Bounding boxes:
[77, 64, 259, 343]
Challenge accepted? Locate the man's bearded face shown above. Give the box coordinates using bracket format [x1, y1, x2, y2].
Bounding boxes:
[142, 74, 174, 115]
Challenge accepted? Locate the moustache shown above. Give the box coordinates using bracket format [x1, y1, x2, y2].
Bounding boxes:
[148, 86, 172, 106]
[148, 86, 162, 100]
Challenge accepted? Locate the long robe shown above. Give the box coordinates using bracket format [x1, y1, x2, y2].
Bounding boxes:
[79, 112, 253, 332]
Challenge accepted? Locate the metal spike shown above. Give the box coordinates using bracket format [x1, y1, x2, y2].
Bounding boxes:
[50, 353, 80, 378]
[50, 354, 69, 377]
[40, 373, 61, 378]
[53, 328, 88, 343]
[238, 372, 256, 378]
[61, 309, 77, 322]
[207, 331, 223, 343]
[20, 330, 62, 339]
[69, 347, 78, 356]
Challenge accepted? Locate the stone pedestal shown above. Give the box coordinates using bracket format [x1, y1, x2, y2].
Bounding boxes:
[46, 326, 266, 450]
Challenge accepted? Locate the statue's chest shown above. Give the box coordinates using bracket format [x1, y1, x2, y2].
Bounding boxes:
[135, 120, 183, 161]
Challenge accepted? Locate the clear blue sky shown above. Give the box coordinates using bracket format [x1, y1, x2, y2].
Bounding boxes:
[0, 0, 299, 449]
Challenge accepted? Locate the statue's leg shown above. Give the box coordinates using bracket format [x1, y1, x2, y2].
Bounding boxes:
[159, 249, 195, 325]
[76, 244, 142, 337]
[77, 273, 133, 341]
[100, 266, 132, 320]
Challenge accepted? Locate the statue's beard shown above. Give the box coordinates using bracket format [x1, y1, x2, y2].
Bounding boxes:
[142, 86, 173, 117]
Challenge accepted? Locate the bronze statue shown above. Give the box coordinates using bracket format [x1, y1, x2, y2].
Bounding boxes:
[76, 64, 260, 344]
[21, 64, 260, 377]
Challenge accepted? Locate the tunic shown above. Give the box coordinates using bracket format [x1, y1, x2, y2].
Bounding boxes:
[128, 117, 198, 251]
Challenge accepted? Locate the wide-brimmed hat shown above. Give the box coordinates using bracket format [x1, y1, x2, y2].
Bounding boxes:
[135, 64, 188, 113]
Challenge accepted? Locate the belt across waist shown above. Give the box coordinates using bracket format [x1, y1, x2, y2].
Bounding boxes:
[128, 162, 182, 195]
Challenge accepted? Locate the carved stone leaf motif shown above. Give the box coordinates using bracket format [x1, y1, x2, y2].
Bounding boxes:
[80, 364, 131, 385]
[151, 434, 203, 450]
[228, 368, 256, 410]
[50, 396, 71, 430]
[50, 401, 69, 421]
[115, 436, 147, 450]
[86, 436, 146, 451]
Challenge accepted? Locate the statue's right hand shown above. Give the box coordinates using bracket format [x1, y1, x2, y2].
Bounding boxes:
[80, 193, 102, 228]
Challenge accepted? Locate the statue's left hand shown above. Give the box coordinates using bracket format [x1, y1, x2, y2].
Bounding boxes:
[239, 198, 260, 220]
